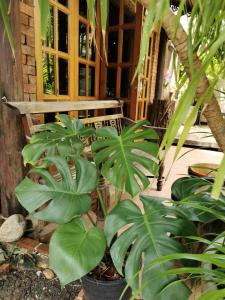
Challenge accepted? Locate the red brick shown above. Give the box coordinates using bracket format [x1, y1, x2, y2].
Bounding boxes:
[24, 83, 36, 94]
[21, 34, 26, 44]
[20, 12, 29, 25]
[29, 93, 37, 102]
[24, 93, 30, 101]
[16, 238, 39, 253]
[27, 55, 35, 66]
[22, 54, 27, 65]
[20, 2, 34, 17]
[23, 65, 36, 75]
[22, 45, 35, 56]
[26, 35, 35, 47]
[36, 243, 49, 256]
[23, 75, 29, 84]
[29, 17, 34, 27]
[20, 24, 34, 37]
[0, 263, 11, 274]
[28, 75, 36, 84]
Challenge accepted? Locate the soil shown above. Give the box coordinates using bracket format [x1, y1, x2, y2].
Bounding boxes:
[0, 269, 81, 300]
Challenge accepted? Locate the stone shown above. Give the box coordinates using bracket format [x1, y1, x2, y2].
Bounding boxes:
[36, 254, 49, 269]
[16, 237, 39, 253]
[0, 263, 10, 274]
[43, 268, 54, 280]
[0, 214, 26, 243]
[0, 247, 6, 264]
[39, 223, 58, 243]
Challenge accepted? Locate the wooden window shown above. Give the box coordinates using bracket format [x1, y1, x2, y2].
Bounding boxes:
[34, 0, 100, 101]
[101, 0, 137, 116]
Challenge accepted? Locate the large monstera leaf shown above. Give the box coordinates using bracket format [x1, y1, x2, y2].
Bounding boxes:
[22, 115, 95, 166]
[91, 120, 159, 197]
[15, 156, 98, 223]
[50, 218, 106, 286]
[104, 196, 195, 300]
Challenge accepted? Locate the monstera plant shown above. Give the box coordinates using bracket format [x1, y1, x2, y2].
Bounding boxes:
[15, 116, 197, 299]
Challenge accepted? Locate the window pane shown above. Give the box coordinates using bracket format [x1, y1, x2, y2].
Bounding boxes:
[79, 64, 86, 96]
[58, 10, 68, 53]
[108, 31, 118, 63]
[42, 53, 55, 95]
[107, 68, 117, 97]
[58, 0, 68, 6]
[124, 11, 135, 24]
[89, 29, 95, 61]
[79, 22, 87, 58]
[109, 1, 119, 26]
[120, 68, 129, 98]
[122, 30, 134, 62]
[59, 58, 68, 95]
[79, 0, 87, 18]
[43, 6, 54, 48]
[88, 67, 95, 96]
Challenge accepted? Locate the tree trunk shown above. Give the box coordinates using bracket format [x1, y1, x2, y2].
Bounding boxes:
[138, 1, 225, 152]
[0, 0, 26, 216]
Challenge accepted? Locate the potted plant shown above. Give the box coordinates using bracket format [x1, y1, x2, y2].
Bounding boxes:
[15, 115, 197, 300]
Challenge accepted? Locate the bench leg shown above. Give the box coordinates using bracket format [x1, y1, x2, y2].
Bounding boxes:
[157, 163, 165, 191]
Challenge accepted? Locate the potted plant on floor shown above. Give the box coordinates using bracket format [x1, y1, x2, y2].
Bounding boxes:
[15, 115, 196, 300]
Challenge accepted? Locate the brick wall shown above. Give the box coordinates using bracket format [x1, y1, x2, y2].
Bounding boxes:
[20, 0, 37, 102]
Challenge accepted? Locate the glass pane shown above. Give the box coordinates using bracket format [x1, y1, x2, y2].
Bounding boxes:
[58, 0, 68, 6]
[79, 0, 87, 18]
[109, 0, 119, 26]
[79, 22, 87, 58]
[59, 58, 68, 95]
[58, 10, 68, 53]
[120, 68, 129, 98]
[42, 53, 55, 95]
[106, 68, 117, 97]
[43, 6, 54, 48]
[89, 28, 95, 61]
[108, 31, 118, 63]
[79, 64, 86, 96]
[88, 67, 95, 96]
[124, 11, 135, 24]
[122, 30, 134, 62]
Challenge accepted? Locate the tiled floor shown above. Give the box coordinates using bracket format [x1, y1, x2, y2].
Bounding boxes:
[142, 146, 223, 200]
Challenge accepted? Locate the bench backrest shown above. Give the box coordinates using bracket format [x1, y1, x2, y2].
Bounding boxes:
[5, 100, 124, 137]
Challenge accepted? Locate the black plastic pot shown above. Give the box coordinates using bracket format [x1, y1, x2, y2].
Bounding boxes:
[81, 276, 131, 300]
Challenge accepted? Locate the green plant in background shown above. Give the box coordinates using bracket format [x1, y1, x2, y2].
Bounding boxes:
[15, 117, 197, 299]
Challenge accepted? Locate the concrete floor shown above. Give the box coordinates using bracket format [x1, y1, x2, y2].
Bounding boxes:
[142, 146, 223, 200]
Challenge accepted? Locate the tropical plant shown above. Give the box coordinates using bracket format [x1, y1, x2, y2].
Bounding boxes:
[15, 116, 199, 299]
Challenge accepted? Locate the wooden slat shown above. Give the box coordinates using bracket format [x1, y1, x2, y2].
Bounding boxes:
[5, 100, 123, 114]
[30, 114, 124, 134]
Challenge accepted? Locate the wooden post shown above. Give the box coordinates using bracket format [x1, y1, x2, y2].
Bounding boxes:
[0, 0, 26, 216]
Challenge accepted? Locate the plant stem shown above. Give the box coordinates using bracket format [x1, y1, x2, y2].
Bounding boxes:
[87, 212, 96, 226]
[97, 188, 107, 218]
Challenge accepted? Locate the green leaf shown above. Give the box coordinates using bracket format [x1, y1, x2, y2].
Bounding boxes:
[38, 0, 50, 40]
[0, 0, 15, 57]
[50, 218, 106, 286]
[105, 196, 195, 299]
[198, 289, 225, 300]
[87, 0, 96, 44]
[100, 0, 108, 63]
[22, 115, 95, 166]
[212, 154, 225, 199]
[91, 121, 159, 197]
[15, 156, 98, 223]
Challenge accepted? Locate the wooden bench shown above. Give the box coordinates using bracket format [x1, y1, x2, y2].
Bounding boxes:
[4, 100, 165, 191]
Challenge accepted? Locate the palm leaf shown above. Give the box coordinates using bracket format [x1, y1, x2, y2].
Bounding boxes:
[91, 120, 159, 197]
[15, 156, 98, 223]
[38, 0, 50, 40]
[22, 115, 95, 166]
[50, 217, 106, 286]
[104, 195, 195, 299]
[0, 0, 14, 57]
